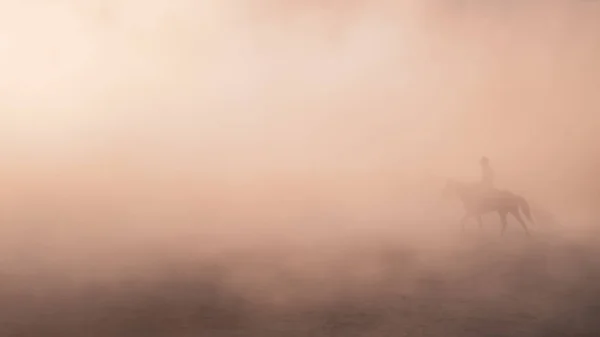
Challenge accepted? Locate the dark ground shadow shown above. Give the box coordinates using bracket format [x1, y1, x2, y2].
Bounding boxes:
[0, 235, 599, 337]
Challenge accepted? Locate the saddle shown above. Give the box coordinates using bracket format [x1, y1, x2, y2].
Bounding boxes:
[473, 184, 509, 201]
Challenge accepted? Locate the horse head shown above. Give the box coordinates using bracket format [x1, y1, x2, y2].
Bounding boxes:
[442, 178, 459, 199]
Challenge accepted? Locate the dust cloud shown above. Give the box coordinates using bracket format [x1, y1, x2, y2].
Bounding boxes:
[0, 1, 599, 336]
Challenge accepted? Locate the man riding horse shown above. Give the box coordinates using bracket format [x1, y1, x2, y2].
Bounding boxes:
[442, 156, 533, 236]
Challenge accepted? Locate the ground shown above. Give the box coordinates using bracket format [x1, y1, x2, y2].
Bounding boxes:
[1, 228, 598, 337]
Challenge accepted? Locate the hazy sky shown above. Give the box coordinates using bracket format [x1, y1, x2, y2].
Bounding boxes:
[0, 2, 599, 284]
[0, 1, 598, 205]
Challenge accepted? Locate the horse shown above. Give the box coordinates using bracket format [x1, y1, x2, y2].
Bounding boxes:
[442, 179, 534, 236]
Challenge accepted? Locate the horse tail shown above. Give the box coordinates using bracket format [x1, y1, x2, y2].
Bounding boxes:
[517, 195, 534, 223]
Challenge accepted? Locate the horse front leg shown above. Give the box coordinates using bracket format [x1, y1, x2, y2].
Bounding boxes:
[460, 213, 472, 233]
[498, 211, 508, 236]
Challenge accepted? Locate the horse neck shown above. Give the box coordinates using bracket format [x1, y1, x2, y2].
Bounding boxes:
[454, 183, 474, 203]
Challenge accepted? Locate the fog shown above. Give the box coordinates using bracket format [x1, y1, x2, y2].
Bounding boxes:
[0, 1, 599, 336]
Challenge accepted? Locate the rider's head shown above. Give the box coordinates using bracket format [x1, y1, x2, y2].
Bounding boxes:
[480, 156, 489, 166]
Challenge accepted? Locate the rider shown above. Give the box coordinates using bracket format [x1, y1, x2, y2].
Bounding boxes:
[480, 156, 495, 190]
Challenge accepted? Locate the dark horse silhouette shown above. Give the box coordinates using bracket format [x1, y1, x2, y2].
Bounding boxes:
[442, 179, 533, 236]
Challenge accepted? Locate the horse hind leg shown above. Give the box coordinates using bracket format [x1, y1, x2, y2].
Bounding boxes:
[511, 209, 532, 237]
[460, 214, 472, 233]
[498, 211, 508, 236]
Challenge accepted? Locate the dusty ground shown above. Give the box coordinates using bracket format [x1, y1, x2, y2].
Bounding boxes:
[1, 225, 599, 337]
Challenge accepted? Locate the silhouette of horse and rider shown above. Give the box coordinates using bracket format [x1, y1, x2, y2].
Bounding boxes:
[443, 157, 534, 236]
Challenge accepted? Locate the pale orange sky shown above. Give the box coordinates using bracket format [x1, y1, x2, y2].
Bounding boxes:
[0, 1, 597, 209]
[0, 1, 598, 279]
